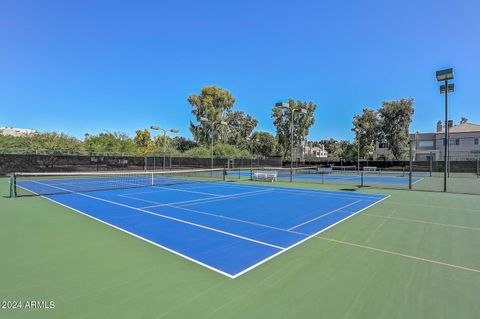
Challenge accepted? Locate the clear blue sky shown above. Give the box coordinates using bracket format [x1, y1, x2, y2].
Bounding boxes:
[1, 0, 479, 141]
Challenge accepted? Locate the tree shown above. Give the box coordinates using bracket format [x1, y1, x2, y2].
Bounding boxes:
[182, 146, 211, 158]
[336, 140, 357, 160]
[134, 129, 153, 155]
[318, 138, 340, 156]
[172, 136, 198, 152]
[20, 132, 83, 167]
[152, 135, 179, 156]
[250, 131, 277, 157]
[460, 117, 468, 124]
[213, 143, 250, 158]
[378, 98, 415, 160]
[24, 132, 83, 154]
[352, 108, 380, 159]
[224, 110, 258, 147]
[272, 99, 317, 158]
[84, 132, 136, 154]
[188, 86, 236, 144]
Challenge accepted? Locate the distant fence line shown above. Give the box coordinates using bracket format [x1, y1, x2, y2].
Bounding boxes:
[0, 154, 283, 175]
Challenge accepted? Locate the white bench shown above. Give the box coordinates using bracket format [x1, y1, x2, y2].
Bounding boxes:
[363, 166, 378, 172]
[252, 170, 278, 182]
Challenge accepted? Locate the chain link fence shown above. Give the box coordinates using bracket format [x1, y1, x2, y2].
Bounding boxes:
[0, 153, 282, 175]
[226, 136, 480, 195]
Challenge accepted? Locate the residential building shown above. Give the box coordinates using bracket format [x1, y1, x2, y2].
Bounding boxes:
[303, 143, 328, 158]
[373, 120, 480, 161]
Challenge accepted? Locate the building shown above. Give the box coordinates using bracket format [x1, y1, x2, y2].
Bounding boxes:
[303, 143, 328, 158]
[373, 120, 480, 161]
[0, 127, 37, 137]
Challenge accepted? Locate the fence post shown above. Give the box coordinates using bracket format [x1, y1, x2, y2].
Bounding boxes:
[477, 157, 479, 177]
[429, 153, 433, 177]
[408, 141, 413, 190]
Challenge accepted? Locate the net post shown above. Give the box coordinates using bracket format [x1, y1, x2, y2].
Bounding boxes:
[150, 172, 154, 186]
[360, 171, 364, 187]
[9, 173, 16, 198]
[222, 166, 226, 182]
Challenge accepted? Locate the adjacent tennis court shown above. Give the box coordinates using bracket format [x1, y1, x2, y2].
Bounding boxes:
[13, 170, 387, 278]
[230, 168, 424, 186]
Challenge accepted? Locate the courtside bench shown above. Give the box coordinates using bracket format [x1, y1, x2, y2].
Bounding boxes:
[252, 170, 278, 182]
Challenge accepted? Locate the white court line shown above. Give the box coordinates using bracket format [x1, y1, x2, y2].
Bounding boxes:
[20, 181, 480, 276]
[411, 177, 424, 185]
[209, 181, 387, 201]
[139, 189, 273, 209]
[15, 184, 235, 279]
[149, 184, 225, 197]
[230, 194, 392, 278]
[121, 189, 270, 209]
[119, 193, 217, 207]
[119, 188, 172, 196]
[316, 236, 480, 274]
[30, 181, 286, 252]
[19, 181, 389, 279]
[178, 186, 377, 208]
[287, 200, 363, 231]
[155, 203, 300, 235]
[362, 213, 480, 232]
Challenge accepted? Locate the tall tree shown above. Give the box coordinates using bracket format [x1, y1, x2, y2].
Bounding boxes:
[224, 110, 258, 147]
[318, 138, 340, 156]
[250, 131, 277, 157]
[172, 136, 197, 152]
[336, 140, 357, 160]
[271, 99, 316, 158]
[460, 117, 468, 124]
[134, 129, 153, 155]
[188, 86, 235, 145]
[378, 98, 414, 160]
[352, 108, 380, 158]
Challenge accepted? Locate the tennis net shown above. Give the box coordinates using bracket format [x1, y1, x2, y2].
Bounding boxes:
[10, 168, 225, 197]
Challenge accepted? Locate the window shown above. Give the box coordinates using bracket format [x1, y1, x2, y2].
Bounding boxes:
[418, 140, 434, 147]
[455, 139, 460, 145]
[475, 138, 479, 145]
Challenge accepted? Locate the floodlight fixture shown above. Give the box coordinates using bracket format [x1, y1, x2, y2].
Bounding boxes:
[436, 68, 454, 82]
[440, 83, 454, 94]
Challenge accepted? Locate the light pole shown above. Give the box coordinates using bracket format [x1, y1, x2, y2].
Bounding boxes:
[276, 102, 308, 182]
[436, 68, 454, 192]
[200, 117, 228, 169]
[150, 126, 180, 170]
[355, 127, 365, 173]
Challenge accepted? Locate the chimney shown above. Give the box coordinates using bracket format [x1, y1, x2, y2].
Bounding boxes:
[436, 120, 442, 132]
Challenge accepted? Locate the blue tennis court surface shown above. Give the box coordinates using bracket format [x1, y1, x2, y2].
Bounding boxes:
[18, 179, 388, 278]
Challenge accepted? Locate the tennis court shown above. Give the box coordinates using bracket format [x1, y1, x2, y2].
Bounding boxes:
[231, 168, 424, 186]
[13, 169, 387, 278]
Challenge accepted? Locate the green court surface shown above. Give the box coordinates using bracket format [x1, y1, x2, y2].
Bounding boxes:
[1, 178, 480, 319]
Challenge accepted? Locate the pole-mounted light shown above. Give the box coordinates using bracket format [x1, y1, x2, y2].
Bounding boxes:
[435, 68, 454, 192]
